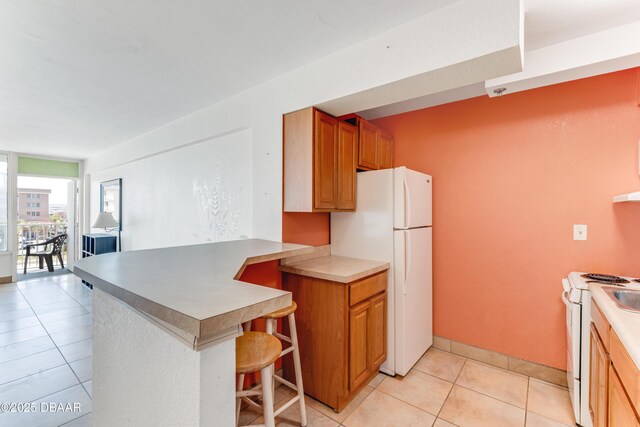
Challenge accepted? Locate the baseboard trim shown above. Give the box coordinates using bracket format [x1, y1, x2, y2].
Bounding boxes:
[0, 276, 12, 285]
[433, 335, 568, 387]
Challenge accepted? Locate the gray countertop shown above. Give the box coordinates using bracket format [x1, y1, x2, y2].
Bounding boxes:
[73, 239, 313, 341]
[280, 255, 389, 283]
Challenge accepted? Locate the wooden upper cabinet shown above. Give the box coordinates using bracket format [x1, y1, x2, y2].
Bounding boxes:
[378, 131, 393, 170]
[314, 112, 338, 210]
[337, 122, 357, 210]
[358, 121, 378, 170]
[356, 117, 393, 171]
[283, 107, 356, 212]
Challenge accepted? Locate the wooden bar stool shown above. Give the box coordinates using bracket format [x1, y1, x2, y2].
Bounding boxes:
[236, 331, 281, 427]
[263, 302, 307, 427]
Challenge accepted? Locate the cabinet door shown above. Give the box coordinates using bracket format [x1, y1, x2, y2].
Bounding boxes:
[378, 132, 393, 170]
[337, 122, 357, 210]
[358, 120, 378, 170]
[369, 292, 387, 368]
[590, 324, 610, 427]
[314, 110, 338, 209]
[609, 366, 640, 427]
[349, 301, 370, 391]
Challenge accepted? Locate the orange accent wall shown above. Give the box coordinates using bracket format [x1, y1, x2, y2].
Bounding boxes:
[373, 68, 640, 369]
[282, 212, 330, 245]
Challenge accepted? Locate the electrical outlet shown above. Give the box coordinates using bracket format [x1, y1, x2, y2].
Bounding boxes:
[573, 224, 587, 241]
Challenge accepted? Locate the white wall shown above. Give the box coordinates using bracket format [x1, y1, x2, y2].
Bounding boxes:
[84, 0, 523, 244]
[90, 130, 253, 251]
[0, 153, 17, 281]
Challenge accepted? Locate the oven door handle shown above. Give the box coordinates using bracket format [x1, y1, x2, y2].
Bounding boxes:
[561, 290, 572, 307]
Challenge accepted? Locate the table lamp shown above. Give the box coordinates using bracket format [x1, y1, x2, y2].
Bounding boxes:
[93, 212, 121, 252]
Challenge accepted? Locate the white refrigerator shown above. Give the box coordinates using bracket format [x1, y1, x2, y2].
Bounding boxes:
[331, 166, 432, 376]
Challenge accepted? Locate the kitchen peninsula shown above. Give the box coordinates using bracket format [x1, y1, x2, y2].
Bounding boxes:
[73, 239, 313, 426]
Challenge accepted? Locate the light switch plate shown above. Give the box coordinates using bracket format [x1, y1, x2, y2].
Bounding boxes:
[573, 224, 587, 241]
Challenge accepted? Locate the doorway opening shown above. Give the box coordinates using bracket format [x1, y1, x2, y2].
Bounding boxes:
[17, 176, 78, 281]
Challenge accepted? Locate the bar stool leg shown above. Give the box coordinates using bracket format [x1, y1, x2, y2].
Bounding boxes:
[261, 364, 276, 427]
[236, 321, 252, 425]
[288, 312, 307, 426]
[265, 319, 277, 401]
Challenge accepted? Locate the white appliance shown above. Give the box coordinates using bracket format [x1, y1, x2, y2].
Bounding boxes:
[331, 167, 432, 376]
[562, 272, 640, 426]
[562, 272, 592, 427]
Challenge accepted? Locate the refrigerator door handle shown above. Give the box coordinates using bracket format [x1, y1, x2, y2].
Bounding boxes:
[403, 177, 410, 228]
[404, 230, 411, 295]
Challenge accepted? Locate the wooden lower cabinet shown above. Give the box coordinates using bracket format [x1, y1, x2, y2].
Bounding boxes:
[609, 366, 640, 427]
[589, 301, 640, 427]
[349, 301, 371, 390]
[369, 293, 387, 368]
[591, 324, 610, 427]
[282, 270, 387, 412]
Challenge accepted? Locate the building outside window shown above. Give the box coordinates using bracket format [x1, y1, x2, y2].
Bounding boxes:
[17, 188, 51, 223]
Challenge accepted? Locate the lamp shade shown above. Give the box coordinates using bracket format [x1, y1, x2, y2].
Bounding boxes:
[93, 212, 119, 229]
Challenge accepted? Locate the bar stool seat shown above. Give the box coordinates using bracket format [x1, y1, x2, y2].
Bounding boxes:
[262, 301, 297, 319]
[236, 332, 281, 374]
[236, 332, 281, 427]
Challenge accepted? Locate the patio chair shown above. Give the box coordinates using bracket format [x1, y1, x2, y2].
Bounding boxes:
[23, 234, 68, 274]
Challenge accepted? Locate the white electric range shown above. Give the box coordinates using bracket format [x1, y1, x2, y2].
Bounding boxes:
[562, 272, 640, 427]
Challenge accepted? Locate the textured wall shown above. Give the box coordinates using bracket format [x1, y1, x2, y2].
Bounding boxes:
[90, 129, 253, 251]
[374, 68, 640, 369]
[93, 289, 235, 426]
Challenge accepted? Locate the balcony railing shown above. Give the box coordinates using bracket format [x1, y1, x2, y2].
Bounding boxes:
[18, 222, 68, 273]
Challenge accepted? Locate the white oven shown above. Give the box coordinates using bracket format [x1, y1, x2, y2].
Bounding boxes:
[562, 272, 639, 427]
[562, 277, 590, 427]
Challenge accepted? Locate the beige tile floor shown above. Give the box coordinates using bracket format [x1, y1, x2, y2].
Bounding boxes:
[1, 273, 576, 427]
[0, 273, 92, 426]
[241, 348, 576, 427]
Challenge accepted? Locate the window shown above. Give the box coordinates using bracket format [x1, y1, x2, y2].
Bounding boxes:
[0, 154, 7, 251]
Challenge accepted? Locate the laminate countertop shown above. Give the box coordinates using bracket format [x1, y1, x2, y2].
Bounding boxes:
[73, 239, 313, 344]
[590, 283, 640, 370]
[279, 255, 389, 283]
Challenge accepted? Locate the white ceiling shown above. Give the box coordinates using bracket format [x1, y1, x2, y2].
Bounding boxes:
[0, 0, 457, 159]
[524, 0, 640, 51]
[361, 0, 640, 119]
[2, 0, 640, 159]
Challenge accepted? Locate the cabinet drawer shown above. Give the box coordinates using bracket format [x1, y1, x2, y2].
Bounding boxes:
[349, 272, 387, 307]
[592, 298, 610, 352]
[610, 329, 640, 413]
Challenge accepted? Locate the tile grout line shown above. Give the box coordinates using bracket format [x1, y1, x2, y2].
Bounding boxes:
[14, 276, 91, 400]
[523, 377, 530, 426]
[387, 355, 536, 424]
[358, 386, 438, 423]
[433, 357, 467, 424]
